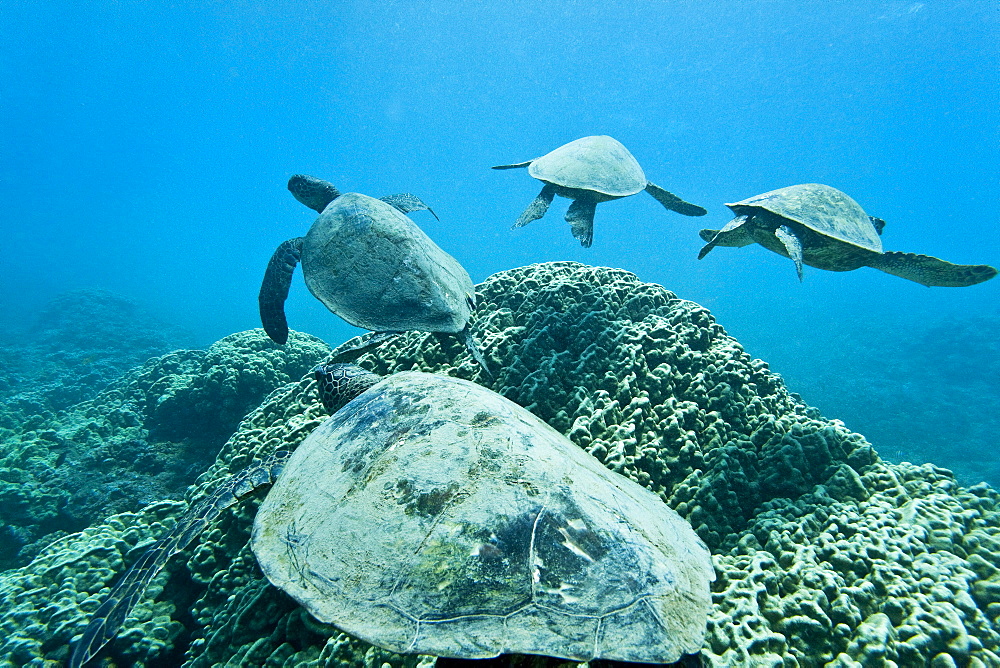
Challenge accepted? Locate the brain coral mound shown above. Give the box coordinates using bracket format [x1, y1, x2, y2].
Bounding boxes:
[0, 329, 329, 571]
[2, 261, 998, 666]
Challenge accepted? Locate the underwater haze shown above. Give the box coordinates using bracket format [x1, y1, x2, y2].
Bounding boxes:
[2, 1, 998, 483]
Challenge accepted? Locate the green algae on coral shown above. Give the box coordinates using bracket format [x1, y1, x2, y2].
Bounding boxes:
[2, 262, 999, 666]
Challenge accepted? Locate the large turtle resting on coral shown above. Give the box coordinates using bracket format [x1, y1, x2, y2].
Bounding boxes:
[260, 174, 490, 373]
[493, 135, 707, 247]
[70, 364, 714, 667]
[697, 183, 998, 286]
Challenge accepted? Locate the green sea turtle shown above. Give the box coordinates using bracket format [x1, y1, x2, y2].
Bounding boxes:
[493, 135, 707, 247]
[70, 364, 714, 667]
[698, 183, 998, 286]
[260, 174, 490, 374]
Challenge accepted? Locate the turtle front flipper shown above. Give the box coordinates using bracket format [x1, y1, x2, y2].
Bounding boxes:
[259, 237, 305, 345]
[697, 215, 752, 259]
[775, 225, 805, 281]
[512, 183, 556, 230]
[68, 453, 289, 668]
[867, 252, 998, 287]
[566, 196, 598, 247]
[645, 182, 708, 216]
[491, 160, 533, 170]
[288, 174, 340, 213]
[379, 193, 440, 221]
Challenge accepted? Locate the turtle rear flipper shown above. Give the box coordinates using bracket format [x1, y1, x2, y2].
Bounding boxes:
[259, 237, 305, 345]
[867, 252, 998, 287]
[645, 182, 707, 216]
[68, 454, 289, 668]
[379, 193, 440, 221]
[566, 196, 597, 247]
[775, 225, 805, 282]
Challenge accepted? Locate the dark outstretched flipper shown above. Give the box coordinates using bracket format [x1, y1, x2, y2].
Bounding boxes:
[645, 182, 707, 217]
[379, 193, 440, 221]
[775, 225, 804, 282]
[512, 184, 556, 230]
[287, 174, 341, 213]
[259, 237, 305, 345]
[697, 215, 752, 259]
[868, 252, 998, 287]
[565, 197, 597, 248]
[68, 453, 289, 668]
[491, 161, 533, 170]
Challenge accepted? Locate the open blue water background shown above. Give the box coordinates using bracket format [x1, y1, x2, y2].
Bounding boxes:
[2, 1, 998, 482]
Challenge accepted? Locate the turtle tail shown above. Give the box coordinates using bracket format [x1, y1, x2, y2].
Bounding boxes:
[68, 453, 289, 668]
[259, 237, 305, 345]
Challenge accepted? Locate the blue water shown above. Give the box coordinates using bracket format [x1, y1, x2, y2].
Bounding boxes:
[2, 2, 998, 480]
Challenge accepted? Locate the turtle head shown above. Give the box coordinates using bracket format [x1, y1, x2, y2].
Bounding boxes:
[314, 363, 382, 413]
[288, 174, 341, 213]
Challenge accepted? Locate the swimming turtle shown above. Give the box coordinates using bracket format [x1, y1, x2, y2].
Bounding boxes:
[493, 135, 707, 247]
[70, 364, 714, 667]
[260, 174, 490, 373]
[697, 183, 998, 286]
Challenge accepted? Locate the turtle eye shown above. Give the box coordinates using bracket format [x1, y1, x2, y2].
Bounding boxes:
[466, 293, 476, 311]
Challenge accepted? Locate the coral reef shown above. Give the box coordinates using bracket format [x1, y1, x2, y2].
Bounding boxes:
[0, 288, 196, 412]
[777, 313, 1000, 489]
[0, 328, 330, 570]
[1, 262, 998, 666]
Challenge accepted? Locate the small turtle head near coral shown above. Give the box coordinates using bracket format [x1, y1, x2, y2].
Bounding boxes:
[259, 174, 490, 375]
[69, 363, 714, 666]
[697, 183, 997, 286]
[494, 135, 707, 247]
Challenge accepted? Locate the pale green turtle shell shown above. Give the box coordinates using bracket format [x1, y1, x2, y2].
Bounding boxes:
[251, 372, 714, 663]
[727, 183, 883, 253]
[301, 192, 474, 333]
[528, 135, 647, 197]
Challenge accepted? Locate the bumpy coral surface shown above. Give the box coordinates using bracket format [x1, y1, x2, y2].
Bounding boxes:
[1, 262, 998, 666]
[0, 329, 329, 570]
[0, 288, 195, 412]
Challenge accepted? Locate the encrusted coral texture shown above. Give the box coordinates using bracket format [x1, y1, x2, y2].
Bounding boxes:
[1, 262, 997, 666]
[0, 329, 329, 570]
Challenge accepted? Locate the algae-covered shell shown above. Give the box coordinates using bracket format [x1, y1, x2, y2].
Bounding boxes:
[727, 183, 883, 253]
[302, 192, 474, 333]
[528, 135, 647, 197]
[251, 371, 714, 663]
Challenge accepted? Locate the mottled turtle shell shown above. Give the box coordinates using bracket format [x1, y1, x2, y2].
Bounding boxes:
[301, 192, 474, 333]
[727, 183, 883, 253]
[528, 135, 647, 197]
[251, 372, 714, 663]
